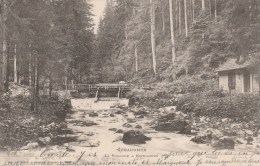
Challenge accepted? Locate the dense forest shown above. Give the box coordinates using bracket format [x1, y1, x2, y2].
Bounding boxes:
[0, 0, 259, 110]
[1, 0, 260, 94]
[0, 0, 95, 111]
[96, 0, 260, 85]
[0, 0, 260, 152]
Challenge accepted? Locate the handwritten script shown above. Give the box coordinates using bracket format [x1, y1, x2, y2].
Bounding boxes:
[1, 149, 260, 166]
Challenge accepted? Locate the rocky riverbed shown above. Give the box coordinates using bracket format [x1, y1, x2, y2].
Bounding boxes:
[1, 98, 260, 166]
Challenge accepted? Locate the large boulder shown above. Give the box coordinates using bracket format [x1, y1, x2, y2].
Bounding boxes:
[155, 120, 191, 134]
[157, 113, 176, 123]
[123, 130, 151, 144]
[191, 128, 223, 144]
[211, 136, 235, 150]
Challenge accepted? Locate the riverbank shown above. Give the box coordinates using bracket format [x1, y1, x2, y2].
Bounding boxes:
[0, 90, 71, 150]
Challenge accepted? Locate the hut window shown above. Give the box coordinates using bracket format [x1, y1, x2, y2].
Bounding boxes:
[228, 72, 236, 90]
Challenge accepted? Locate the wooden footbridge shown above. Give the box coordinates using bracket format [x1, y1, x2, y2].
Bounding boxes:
[64, 83, 131, 91]
[64, 83, 131, 100]
[64, 83, 156, 100]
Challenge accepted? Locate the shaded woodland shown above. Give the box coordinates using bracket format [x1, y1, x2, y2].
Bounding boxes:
[0, 0, 95, 111]
[96, 0, 260, 85]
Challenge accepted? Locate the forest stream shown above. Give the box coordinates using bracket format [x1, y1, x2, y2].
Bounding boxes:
[1, 98, 260, 166]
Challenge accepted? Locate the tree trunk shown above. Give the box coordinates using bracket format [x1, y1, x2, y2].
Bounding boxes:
[0, 0, 6, 93]
[175, 0, 178, 31]
[202, 0, 205, 11]
[192, 0, 195, 21]
[0, 43, 3, 92]
[134, 43, 138, 73]
[169, 0, 176, 64]
[18, 45, 22, 85]
[209, 0, 212, 18]
[214, 0, 217, 22]
[31, 53, 35, 111]
[1, 39, 7, 92]
[31, 53, 40, 112]
[249, 0, 252, 24]
[178, 0, 182, 35]
[14, 44, 17, 84]
[28, 44, 32, 86]
[35, 58, 40, 103]
[4, 39, 10, 92]
[49, 77, 52, 97]
[161, 0, 165, 36]
[184, 0, 188, 37]
[125, 24, 128, 40]
[150, 0, 156, 77]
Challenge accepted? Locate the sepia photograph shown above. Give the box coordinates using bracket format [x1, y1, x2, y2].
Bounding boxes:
[0, 0, 260, 165]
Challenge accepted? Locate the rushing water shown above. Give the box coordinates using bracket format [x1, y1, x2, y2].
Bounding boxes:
[1, 98, 259, 166]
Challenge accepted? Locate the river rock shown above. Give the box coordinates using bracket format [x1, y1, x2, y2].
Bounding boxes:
[135, 125, 142, 129]
[221, 118, 231, 123]
[77, 135, 88, 141]
[155, 120, 191, 134]
[211, 136, 235, 150]
[123, 130, 151, 144]
[205, 128, 223, 139]
[26, 142, 39, 149]
[20, 146, 29, 150]
[80, 121, 98, 127]
[191, 128, 223, 144]
[134, 110, 148, 116]
[66, 145, 76, 152]
[110, 114, 115, 117]
[235, 138, 245, 144]
[157, 113, 176, 123]
[123, 123, 133, 128]
[115, 129, 124, 133]
[109, 128, 118, 132]
[113, 136, 123, 142]
[70, 141, 100, 147]
[58, 122, 67, 129]
[231, 124, 242, 130]
[246, 137, 254, 145]
[136, 115, 144, 118]
[127, 119, 136, 123]
[245, 130, 254, 136]
[159, 106, 176, 114]
[115, 110, 124, 115]
[86, 132, 95, 136]
[58, 128, 74, 134]
[56, 134, 78, 144]
[47, 122, 56, 129]
[172, 111, 187, 121]
[89, 112, 98, 117]
[38, 137, 51, 146]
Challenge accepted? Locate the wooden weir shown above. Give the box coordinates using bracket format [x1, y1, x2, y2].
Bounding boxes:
[64, 83, 131, 100]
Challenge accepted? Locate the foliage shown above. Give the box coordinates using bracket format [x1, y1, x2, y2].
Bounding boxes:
[176, 93, 260, 122]
[0, 94, 71, 149]
[95, 0, 260, 84]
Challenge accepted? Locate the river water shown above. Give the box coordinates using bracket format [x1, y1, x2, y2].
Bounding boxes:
[0, 98, 259, 166]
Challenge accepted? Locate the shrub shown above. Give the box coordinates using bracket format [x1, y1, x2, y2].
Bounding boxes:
[0, 94, 71, 149]
[166, 75, 218, 94]
[177, 93, 260, 122]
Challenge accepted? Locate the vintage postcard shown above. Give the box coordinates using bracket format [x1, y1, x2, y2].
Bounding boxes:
[0, 0, 260, 165]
